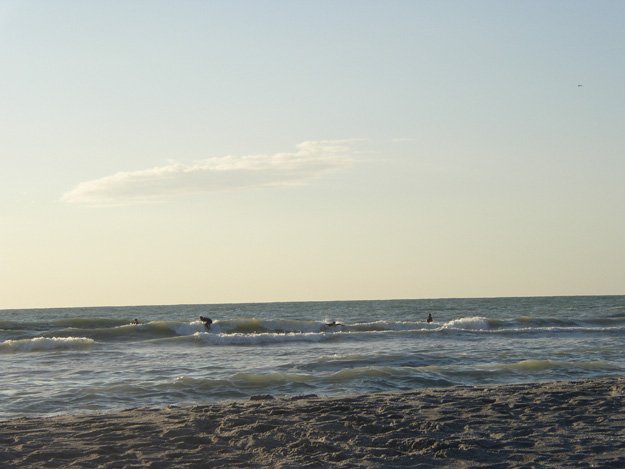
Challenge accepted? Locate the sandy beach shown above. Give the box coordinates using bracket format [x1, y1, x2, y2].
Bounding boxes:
[1, 377, 625, 468]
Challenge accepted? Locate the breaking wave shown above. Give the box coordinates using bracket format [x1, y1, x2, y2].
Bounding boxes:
[0, 337, 95, 353]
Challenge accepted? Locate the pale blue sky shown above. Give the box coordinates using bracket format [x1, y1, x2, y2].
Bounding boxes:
[2, 1, 624, 308]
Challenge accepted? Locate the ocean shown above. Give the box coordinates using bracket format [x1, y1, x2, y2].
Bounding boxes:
[1, 296, 624, 421]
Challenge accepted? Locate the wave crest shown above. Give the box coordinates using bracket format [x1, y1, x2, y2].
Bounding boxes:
[0, 337, 95, 353]
[441, 317, 490, 330]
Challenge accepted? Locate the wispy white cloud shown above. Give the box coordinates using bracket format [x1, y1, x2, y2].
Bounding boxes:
[61, 140, 359, 206]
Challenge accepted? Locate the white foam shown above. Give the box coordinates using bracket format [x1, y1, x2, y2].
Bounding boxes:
[195, 331, 329, 346]
[0, 336, 95, 353]
[442, 316, 490, 330]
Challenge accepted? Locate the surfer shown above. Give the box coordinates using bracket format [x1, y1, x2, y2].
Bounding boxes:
[426, 314, 433, 324]
[326, 321, 343, 327]
[132, 319, 140, 325]
[200, 316, 212, 330]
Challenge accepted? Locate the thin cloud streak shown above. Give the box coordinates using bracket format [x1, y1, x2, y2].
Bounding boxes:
[61, 140, 358, 206]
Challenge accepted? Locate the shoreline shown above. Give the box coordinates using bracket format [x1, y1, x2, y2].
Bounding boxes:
[2, 377, 625, 467]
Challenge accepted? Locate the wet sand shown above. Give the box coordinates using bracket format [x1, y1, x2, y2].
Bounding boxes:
[2, 377, 625, 468]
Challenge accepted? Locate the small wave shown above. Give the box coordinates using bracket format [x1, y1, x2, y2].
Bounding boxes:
[161, 320, 208, 336]
[0, 320, 20, 330]
[351, 320, 427, 332]
[0, 337, 95, 353]
[418, 359, 624, 385]
[231, 371, 314, 387]
[217, 318, 323, 334]
[441, 317, 490, 330]
[152, 318, 430, 339]
[515, 316, 580, 328]
[215, 318, 362, 334]
[329, 365, 403, 381]
[496, 359, 621, 372]
[200, 318, 432, 335]
[435, 359, 623, 376]
[194, 331, 334, 346]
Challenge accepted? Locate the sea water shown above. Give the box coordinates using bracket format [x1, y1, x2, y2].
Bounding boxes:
[1, 296, 624, 420]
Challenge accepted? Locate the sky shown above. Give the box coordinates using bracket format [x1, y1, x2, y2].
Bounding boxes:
[1, 0, 624, 309]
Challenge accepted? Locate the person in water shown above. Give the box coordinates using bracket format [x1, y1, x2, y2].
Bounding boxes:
[326, 321, 343, 327]
[132, 319, 140, 325]
[200, 316, 212, 330]
[426, 314, 433, 323]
